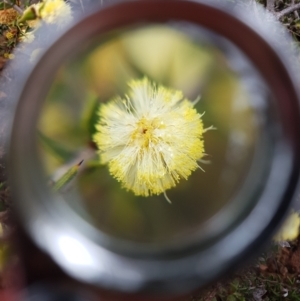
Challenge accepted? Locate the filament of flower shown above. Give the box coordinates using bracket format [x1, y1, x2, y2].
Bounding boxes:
[93, 78, 206, 198]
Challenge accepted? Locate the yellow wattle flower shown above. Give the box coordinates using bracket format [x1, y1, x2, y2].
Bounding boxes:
[274, 211, 300, 242]
[93, 78, 206, 198]
[3, 52, 14, 59]
[20, 0, 72, 27]
[5, 31, 14, 40]
[38, 0, 72, 26]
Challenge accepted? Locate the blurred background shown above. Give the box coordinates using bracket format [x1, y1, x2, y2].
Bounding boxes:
[38, 24, 261, 244]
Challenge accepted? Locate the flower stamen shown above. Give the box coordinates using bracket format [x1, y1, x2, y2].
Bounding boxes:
[93, 77, 209, 198]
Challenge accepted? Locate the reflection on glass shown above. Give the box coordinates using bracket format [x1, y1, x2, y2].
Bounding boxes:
[37, 25, 262, 244]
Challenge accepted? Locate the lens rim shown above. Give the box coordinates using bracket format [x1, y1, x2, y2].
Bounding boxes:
[9, 0, 300, 295]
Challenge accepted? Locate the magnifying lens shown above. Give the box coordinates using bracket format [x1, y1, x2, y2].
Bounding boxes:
[7, 0, 300, 299]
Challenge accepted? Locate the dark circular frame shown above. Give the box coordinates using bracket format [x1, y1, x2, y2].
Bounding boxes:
[8, 0, 300, 297]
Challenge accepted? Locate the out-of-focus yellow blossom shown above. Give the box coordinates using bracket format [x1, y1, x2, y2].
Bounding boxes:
[0, 8, 19, 24]
[19, 0, 72, 28]
[37, 0, 72, 27]
[274, 211, 300, 242]
[27, 19, 41, 29]
[5, 31, 14, 40]
[3, 53, 14, 59]
[94, 78, 207, 198]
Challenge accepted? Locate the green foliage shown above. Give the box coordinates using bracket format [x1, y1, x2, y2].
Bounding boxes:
[38, 131, 75, 163]
[0, 0, 17, 10]
[190, 266, 300, 301]
[80, 93, 100, 141]
[53, 160, 83, 192]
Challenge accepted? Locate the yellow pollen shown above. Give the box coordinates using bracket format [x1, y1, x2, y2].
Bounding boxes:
[131, 117, 159, 148]
[5, 32, 14, 40]
[93, 77, 208, 198]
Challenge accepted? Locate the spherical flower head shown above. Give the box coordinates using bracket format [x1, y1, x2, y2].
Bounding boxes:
[5, 31, 14, 40]
[37, 0, 72, 27]
[3, 52, 14, 59]
[274, 211, 300, 242]
[93, 78, 206, 198]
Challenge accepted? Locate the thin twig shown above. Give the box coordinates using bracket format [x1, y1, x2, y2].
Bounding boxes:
[267, 0, 276, 12]
[292, 0, 300, 19]
[288, 28, 300, 38]
[276, 3, 300, 20]
[3, 0, 23, 14]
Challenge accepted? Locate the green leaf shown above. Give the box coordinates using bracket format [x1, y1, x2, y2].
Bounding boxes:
[81, 93, 100, 140]
[38, 131, 74, 163]
[85, 159, 104, 170]
[0, 3, 12, 10]
[230, 279, 240, 290]
[17, 5, 38, 23]
[53, 160, 83, 192]
[295, 20, 300, 29]
[226, 295, 237, 301]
